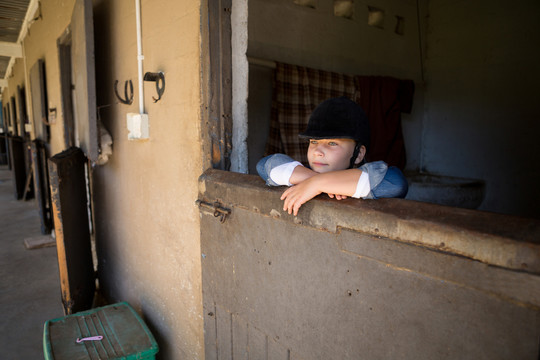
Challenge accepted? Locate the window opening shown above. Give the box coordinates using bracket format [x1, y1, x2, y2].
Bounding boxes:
[367, 6, 384, 29]
[58, 29, 76, 148]
[334, 0, 354, 20]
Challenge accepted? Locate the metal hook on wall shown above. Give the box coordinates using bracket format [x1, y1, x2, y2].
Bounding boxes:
[114, 80, 134, 105]
[143, 72, 165, 103]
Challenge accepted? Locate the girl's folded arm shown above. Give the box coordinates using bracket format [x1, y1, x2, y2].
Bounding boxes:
[281, 169, 367, 215]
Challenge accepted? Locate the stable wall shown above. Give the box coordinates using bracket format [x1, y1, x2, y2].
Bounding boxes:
[2, 57, 28, 137]
[422, 0, 540, 217]
[91, 0, 205, 358]
[2, 1, 206, 357]
[10, 0, 75, 155]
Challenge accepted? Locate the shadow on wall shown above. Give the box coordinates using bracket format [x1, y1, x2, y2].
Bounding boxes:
[405, 172, 485, 209]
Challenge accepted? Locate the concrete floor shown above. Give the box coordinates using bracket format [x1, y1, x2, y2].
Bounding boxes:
[0, 165, 64, 359]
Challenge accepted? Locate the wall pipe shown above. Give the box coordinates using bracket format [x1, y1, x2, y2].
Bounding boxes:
[135, 0, 144, 114]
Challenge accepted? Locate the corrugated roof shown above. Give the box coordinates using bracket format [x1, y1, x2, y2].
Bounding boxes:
[0, 0, 31, 83]
[0, 0, 30, 42]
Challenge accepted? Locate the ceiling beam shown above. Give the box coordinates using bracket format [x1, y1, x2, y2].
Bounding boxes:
[19, 0, 41, 43]
[0, 42, 22, 58]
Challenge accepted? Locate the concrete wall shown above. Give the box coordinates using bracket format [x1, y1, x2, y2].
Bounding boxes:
[91, 0, 204, 358]
[422, 0, 540, 217]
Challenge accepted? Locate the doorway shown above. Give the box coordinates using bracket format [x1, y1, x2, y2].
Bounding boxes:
[58, 29, 76, 149]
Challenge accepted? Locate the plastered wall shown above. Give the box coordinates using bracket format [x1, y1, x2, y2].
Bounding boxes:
[13, 0, 75, 154]
[91, 0, 204, 358]
[422, 0, 540, 217]
[2, 57, 29, 136]
[2, 0, 205, 358]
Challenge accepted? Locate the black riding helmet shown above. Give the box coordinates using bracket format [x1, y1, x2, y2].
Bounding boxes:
[299, 97, 370, 168]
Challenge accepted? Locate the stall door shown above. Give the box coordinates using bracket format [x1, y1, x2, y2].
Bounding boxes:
[7, 136, 25, 199]
[69, 0, 99, 162]
[29, 59, 49, 143]
[198, 169, 540, 360]
[49, 0, 98, 314]
[29, 60, 52, 233]
[49, 147, 94, 314]
[30, 140, 52, 234]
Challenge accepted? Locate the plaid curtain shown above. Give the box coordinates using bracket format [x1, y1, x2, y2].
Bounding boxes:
[265, 62, 356, 165]
[354, 76, 414, 170]
[265, 63, 414, 170]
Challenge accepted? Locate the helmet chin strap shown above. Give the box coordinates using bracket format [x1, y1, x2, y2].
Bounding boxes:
[349, 142, 363, 169]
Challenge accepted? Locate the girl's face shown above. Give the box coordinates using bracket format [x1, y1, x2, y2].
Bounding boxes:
[307, 138, 365, 173]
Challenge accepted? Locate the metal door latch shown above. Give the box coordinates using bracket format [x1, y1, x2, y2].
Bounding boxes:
[196, 200, 231, 223]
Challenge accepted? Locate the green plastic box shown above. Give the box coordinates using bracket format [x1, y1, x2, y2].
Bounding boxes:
[43, 302, 159, 359]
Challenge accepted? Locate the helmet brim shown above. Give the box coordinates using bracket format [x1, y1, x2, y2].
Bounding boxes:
[298, 132, 357, 140]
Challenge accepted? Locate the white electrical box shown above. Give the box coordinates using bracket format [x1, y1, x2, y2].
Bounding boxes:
[126, 113, 149, 140]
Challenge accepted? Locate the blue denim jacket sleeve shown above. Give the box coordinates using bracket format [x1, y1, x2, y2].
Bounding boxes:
[256, 154, 297, 186]
[360, 161, 408, 199]
[257, 155, 408, 198]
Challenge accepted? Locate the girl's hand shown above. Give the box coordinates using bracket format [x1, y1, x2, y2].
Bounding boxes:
[281, 169, 360, 215]
[280, 178, 322, 216]
[327, 193, 347, 200]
